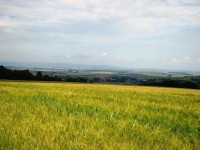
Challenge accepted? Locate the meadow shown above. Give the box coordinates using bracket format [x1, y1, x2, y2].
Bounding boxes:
[0, 81, 200, 149]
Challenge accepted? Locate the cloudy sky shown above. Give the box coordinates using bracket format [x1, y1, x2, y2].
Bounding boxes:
[0, 0, 200, 71]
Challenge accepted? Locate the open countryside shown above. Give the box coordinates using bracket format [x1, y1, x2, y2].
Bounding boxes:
[0, 81, 200, 149]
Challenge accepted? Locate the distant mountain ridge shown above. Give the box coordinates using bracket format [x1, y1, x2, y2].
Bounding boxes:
[0, 61, 122, 70]
[1, 61, 200, 74]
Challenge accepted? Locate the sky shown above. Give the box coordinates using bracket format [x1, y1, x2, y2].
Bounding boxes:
[0, 0, 200, 71]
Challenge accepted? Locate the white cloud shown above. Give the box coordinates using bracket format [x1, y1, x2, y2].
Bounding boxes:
[0, 16, 16, 27]
[183, 56, 192, 63]
[144, 39, 174, 46]
[66, 54, 71, 59]
[196, 58, 200, 63]
[167, 56, 197, 65]
[1, 0, 199, 33]
[101, 52, 108, 57]
[168, 58, 181, 65]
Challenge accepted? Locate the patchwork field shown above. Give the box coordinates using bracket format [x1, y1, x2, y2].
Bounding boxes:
[0, 81, 200, 149]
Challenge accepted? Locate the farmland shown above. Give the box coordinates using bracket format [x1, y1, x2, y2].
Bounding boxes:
[0, 81, 200, 149]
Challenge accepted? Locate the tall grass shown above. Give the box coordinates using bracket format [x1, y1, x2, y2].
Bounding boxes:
[0, 81, 200, 149]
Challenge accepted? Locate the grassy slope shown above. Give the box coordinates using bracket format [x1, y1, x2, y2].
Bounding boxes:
[0, 81, 200, 149]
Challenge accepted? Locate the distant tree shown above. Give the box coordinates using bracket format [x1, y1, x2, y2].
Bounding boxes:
[21, 69, 34, 80]
[0, 65, 34, 80]
[0, 65, 62, 82]
[36, 71, 43, 80]
[43, 74, 50, 81]
[0, 65, 9, 79]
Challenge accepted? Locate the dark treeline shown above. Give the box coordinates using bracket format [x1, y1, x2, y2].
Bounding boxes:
[145, 79, 198, 89]
[65, 76, 88, 82]
[0, 65, 61, 81]
[64, 75, 199, 89]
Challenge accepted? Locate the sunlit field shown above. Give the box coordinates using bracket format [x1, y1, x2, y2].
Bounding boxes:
[0, 81, 200, 149]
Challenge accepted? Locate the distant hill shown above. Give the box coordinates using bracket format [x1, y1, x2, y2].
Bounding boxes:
[1, 61, 200, 76]
[0, 61, 122, 70]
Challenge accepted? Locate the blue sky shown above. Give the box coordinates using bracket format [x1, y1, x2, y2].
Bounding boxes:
[0, 0, 200, 71]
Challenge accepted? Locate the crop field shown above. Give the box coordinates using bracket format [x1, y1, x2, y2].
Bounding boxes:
[0, 81, 200, 149]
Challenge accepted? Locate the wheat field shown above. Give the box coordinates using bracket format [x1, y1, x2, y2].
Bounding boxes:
[0, 81, 200, 149]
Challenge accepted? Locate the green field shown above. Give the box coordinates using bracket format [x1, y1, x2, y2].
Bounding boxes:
[0, 81, 200, 149]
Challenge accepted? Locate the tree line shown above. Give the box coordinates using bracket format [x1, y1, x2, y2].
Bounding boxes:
[0, 65, 61, 81]
[144, 79, 198, 89]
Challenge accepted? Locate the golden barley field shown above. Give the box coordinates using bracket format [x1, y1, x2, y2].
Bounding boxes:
[0, 81, 200, 149]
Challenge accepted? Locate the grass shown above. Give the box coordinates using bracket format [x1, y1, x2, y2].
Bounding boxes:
[0, 81, 200, 149]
